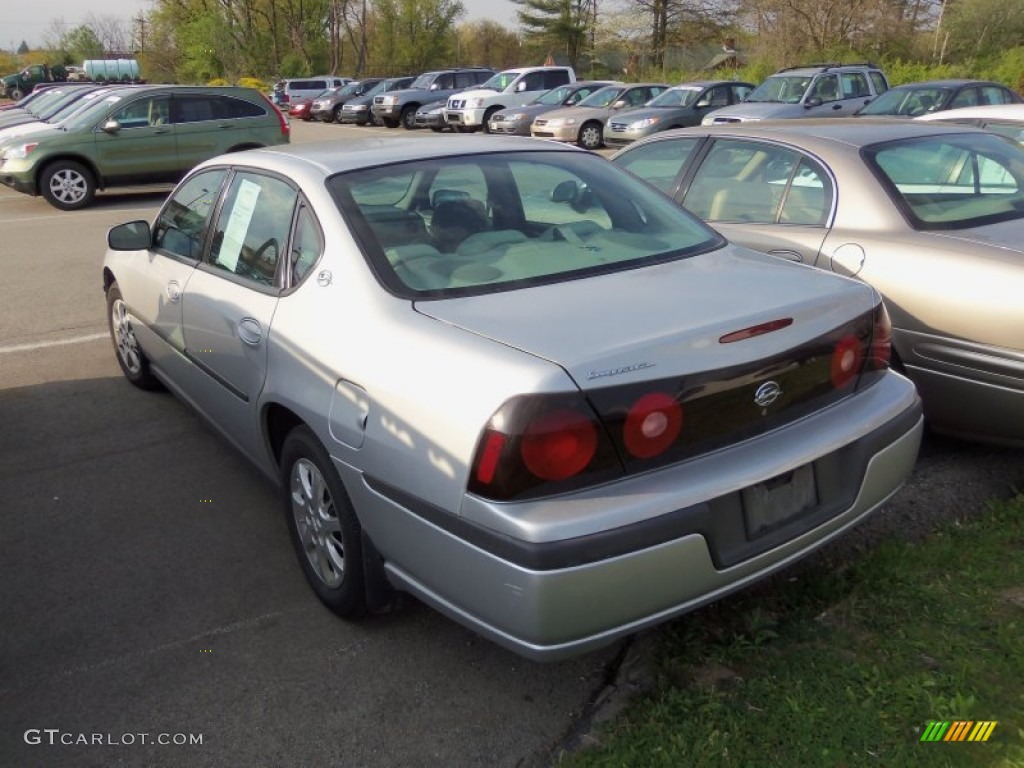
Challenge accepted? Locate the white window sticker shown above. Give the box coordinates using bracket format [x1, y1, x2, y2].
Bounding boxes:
[217, 179, 262, 272]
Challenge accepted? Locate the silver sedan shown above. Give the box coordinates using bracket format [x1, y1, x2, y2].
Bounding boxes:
[102, 136, 921, 659]
[611, 119, 1024, 446]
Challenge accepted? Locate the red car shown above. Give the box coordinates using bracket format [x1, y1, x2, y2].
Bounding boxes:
[288, 98, 314, 121]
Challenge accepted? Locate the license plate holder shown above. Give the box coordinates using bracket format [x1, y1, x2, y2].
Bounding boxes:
[742, 463, 818, 539]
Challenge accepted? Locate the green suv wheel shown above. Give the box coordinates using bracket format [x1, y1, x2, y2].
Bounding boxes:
[41, 160, 96, 210]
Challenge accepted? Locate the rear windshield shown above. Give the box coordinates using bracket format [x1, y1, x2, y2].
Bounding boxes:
[864, 132, 1024, 229]
[327, 150, 723, 298]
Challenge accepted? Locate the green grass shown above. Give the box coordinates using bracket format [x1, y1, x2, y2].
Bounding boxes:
[563, 494, 1024, 767]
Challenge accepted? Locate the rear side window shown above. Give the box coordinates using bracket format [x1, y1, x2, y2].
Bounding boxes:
[544, 70, 571, 89]
[208, 172, 298, 287]
[221, 96, 266, 118]
[869, 71, 888, 94]
[683, 139, 832, 226]
[841, 73, 870, 98]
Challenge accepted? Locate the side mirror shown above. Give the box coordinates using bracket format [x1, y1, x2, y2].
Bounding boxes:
[108, 220, 152, 250]
[804, 96, 822, 108]
[429, 83, 439, 91]
[551, 180, 579, 203]
[695, 98, 711, 108]
[611, 100, 627, 109]
[101, 119, 122, 134]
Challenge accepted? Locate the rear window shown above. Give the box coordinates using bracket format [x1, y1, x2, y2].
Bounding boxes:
[327, 150, 723, 298]
[864, 132, 1024, 229]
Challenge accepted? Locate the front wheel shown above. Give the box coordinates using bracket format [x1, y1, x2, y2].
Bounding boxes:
[41, 160, 96, 210]
[578, 122, 604, 151]
[400, 105, 418, 130]
[9, 86, 25, 101]
[333, 105, 345, 122]
[107, 282, 160, 390]
[381, 117, 399, 128]
[281, 426, 366, 618]
[482, 107, 500, 134]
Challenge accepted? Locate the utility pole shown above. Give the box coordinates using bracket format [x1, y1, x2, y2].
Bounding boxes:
[134, 14, 147, 53]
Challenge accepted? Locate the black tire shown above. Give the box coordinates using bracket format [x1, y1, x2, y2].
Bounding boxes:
[381, 117, 399, 128]
[430, 126, 443, 132]
[333, 105, 345, 122]
[482, 106, 500, 134]
[40, 160, 96, 210]
[578, 121, 604, 151]
[107, 282, 160, 390]
[400, 105, 418, 130]
[281, 426, 366, 618]
[9, 86, 25, 101]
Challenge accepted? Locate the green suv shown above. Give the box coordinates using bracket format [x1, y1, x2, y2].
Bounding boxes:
[0, 85, 290, 209]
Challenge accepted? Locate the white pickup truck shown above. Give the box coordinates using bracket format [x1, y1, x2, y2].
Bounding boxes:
[442, 66, 576, 132]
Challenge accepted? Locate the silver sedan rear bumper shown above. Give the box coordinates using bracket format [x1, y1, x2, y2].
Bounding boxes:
[344, 371, 922, 660]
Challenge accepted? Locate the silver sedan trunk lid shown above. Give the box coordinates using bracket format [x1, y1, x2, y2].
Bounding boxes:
[415, 247, 873, 388]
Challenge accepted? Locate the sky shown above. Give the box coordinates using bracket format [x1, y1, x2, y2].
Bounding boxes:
[6, 0, 519, 51]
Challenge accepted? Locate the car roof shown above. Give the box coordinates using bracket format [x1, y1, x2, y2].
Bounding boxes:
[644, 117, 990, 149]
[206, 136, 579, 178]
[674, 80, 752, 88]
[916, 103, 1024, 121]
[886, 79, 1001, 89]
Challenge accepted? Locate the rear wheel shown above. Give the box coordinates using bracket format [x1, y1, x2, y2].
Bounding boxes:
[40, 160, 95, 210]
[400, 105, 418, 130]
[578, 121, 603, 150]
[281, 426, 366, 618]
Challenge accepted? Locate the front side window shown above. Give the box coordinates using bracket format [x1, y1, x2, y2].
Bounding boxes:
[208, 172, 298, 287]
[747, 76, 812, 104]
[154, 170, 227, 260]
[110, 95, 170, 129]
[543, 70, 571, 88]
[329, 151, 721, 297]
[866, 133, 1024, 229]
[614, 137, 702, 194]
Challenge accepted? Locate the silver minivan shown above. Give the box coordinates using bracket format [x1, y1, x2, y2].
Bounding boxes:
[280, 76, 351, 104]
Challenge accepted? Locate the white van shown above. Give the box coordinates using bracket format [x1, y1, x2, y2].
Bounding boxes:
[279, 76, 351, 104]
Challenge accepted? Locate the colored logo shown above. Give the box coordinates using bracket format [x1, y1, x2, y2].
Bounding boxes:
[920, 721, 997, 742]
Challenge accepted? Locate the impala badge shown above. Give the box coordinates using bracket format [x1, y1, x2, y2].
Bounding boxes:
[754, 381, 783, 408]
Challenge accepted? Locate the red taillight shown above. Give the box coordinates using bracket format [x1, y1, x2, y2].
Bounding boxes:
[468, 394, 622, 500]
[831, 334, 864, 389]
[623, 392, 683, 459]
[474, 431, 506, 485]
[259, 92, 291, 137]
[521, 409, 598, 481]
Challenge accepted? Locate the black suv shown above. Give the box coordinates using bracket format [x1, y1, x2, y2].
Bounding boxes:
[371, 67, 495, 129]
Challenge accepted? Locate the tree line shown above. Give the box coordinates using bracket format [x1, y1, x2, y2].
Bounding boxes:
[7, 0, 1024, 89]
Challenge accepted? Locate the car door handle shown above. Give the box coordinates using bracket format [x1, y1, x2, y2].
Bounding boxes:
[166, 281, 182, 303]
[832, 104, 842, 110]
[153, 128, 170, 134]
[237, 318, 262, 346]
